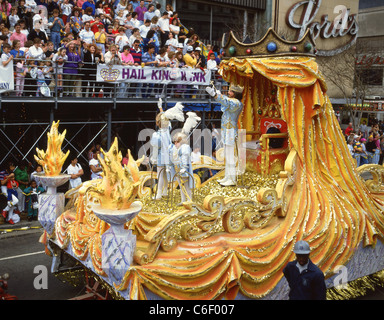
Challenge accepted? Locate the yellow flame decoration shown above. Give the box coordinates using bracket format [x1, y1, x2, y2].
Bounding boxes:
[34, 120, 70, 176]
[89, 137, 143, 210]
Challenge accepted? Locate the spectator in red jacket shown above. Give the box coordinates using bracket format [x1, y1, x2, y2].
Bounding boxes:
[345, 122, 353, 138]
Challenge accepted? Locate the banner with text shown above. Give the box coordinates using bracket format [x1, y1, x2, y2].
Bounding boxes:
[96, 65, 211, 85]
[0, 61, 14, 93]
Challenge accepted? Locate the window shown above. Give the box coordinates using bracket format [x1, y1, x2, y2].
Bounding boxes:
[356, 68, 383, 86]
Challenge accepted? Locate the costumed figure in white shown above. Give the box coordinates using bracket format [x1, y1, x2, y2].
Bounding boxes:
[150, 99, 184, 200]
[173, 112, 201, 203]
[166, 134, 178, 187]
[206, 83, 244, 186]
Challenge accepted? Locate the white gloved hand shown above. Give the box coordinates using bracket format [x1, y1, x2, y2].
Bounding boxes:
[180, 168, 186, 174]
[157, 97, 163, 110]
[205, 86, 216, 97]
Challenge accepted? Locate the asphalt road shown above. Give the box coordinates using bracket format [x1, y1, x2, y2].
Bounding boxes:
[0, 229, 84, 300]
[1, 226, 384, 301]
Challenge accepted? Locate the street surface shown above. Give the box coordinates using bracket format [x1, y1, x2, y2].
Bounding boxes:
[1, 222, 384, 300]
[0, 229, 83, 300]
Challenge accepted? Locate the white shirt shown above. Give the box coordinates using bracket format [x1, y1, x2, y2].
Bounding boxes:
[25, 0, 37, 10]
[27, 45, 45, 60]
[207, 59, 217, 70]
[104, 51, 122, 65]
[165, 38, 178, 51]
[139, 24, 150, 38]
[115, 3, 127, 14]
[61, 3, 73, 16]
[348, 144, 354, 156]
[52, 53, 67, 67]
[128, 34, 140, 47]
[32, 13, 48, 31]
[131, 18, 141, 29]
[89, 158, 102, 180]
[21, 29, 29, 37]
[31, 171, 45, 188]
[1, 52, 11, 63]
[9, 14, 20, 28]
[82, 14, 94, 22]
[169, 24, 179, 36]
[191, 151, 201, 163]
[158, 17, 170, 32]
[156, 54, 169, 65]
[115, 34, 129, 51]
[67, 163, 83, 188]
[212, 128, 220, 140]
[115, 15, 126, 25]
[79, 29, 95, 44]
[124, 19, 135, 37]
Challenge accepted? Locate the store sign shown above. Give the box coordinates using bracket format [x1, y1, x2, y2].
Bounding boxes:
[286, 0, 358, 56]
[356, 55, 384, 68]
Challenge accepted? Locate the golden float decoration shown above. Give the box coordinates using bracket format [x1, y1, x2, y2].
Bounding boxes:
[87, 138, 142, 210]
[50, 29, 384, 300]
[34, 120, 69, 176]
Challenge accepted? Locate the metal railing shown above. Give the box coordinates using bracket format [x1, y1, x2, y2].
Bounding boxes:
[2, 59, 229, 104]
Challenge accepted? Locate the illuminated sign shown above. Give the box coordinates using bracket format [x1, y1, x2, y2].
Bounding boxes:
[286, 0, 358, 56]
[356, 55, 384, 67]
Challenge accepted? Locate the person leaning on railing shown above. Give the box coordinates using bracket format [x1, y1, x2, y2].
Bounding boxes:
[103, 44, 121, 97]
[82, 42, 104, 97]
[63, 40, 83, 97]
[52, 47, 68, 96]
[26, 37, 45, 60]
[10, 39, 25, 59]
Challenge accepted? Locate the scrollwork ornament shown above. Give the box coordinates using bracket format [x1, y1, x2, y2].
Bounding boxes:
[160, 230, 177, 252]
[222, 208, 244, 233]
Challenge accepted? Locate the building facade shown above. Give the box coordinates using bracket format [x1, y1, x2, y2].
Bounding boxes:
[269, 0, 359, 100]
[356, 0, 384, 99]
[170, 0, 270, 45]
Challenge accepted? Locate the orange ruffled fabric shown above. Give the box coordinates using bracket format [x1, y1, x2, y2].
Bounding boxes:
[61, 56, 384, 300]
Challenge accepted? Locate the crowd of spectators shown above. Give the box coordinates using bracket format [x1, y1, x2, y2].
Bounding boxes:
[0, 0, 224, 98]
[344, 118, 384, 166]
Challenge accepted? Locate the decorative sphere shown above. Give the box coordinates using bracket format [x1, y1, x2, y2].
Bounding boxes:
[291, 46, 297, 52]
[304, 42, 312, 52]
[258, 109, 263, 115]
[246, 48, 252, 55]
[267, 42, 277, 52]
[228, 46, 236, 56]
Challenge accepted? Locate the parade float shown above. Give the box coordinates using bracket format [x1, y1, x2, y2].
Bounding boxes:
[38, 28, 384, 300]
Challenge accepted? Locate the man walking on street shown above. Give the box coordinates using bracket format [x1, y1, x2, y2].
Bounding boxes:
[283, 240, 327, 300]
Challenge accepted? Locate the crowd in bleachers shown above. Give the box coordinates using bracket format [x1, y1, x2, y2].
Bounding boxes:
[344, 118, 384, 166]
[0, 0, 224, 97]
